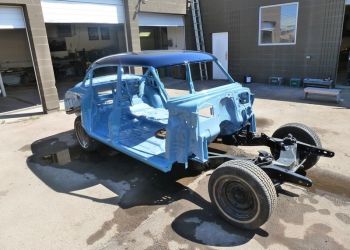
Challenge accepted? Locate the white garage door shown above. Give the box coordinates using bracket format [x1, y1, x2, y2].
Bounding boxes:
[41, 0, 125, 24]
[138, 13, 184, 27]
[0, 6, 25, 29]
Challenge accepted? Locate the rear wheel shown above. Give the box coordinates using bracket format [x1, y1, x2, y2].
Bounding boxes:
[74, 116, 99, 152]
[272, 123, 321, 170]
[208, 160, 277, 230]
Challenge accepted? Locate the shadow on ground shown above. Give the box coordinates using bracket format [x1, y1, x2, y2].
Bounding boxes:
[0, 111, 43, 120]
[26, 130, 349, 248]
[0, 85, 42, 113]
[26, 130, 266, 247]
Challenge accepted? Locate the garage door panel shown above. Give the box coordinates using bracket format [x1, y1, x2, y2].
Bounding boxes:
[0, 6, 26, 29]
[41, 0, 125, 24]
[138, 13, 184, 27]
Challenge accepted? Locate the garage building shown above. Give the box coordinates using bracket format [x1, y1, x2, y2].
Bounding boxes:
[0, 0, 187, 114]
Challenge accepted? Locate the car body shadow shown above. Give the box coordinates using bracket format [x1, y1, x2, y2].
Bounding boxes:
[27, 130, 267, 247]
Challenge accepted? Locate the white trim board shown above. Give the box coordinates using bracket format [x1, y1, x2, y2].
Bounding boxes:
[41, 0, 125, 24]
[0, 6, 26, 29]
[138, 13, 184, 27]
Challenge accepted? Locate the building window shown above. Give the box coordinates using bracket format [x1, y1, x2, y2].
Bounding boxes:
[88, 27, 99, 40]
[100, 27, 110, 40]
[259, 2, 299, 45]
[57, 24, 72, 38]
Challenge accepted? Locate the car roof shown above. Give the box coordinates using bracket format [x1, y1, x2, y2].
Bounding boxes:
[93, 50, 216, 68]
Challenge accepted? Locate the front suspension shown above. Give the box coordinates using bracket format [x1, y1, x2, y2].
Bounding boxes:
[213, 129, 335, 187]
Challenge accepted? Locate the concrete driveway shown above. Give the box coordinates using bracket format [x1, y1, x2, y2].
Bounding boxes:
[0, 94, 349, 249]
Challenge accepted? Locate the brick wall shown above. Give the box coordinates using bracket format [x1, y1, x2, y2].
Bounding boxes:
[198, 0, 345, 83]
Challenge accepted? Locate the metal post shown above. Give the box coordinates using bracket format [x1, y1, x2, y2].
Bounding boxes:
[0, 72, 7, 97]
[191, 0, 208, 80]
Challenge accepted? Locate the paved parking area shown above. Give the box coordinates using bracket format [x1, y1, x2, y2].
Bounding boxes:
[0, 85, 349, 250]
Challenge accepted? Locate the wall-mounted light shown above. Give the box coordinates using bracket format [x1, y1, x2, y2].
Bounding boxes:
[139, 32, 151, 37]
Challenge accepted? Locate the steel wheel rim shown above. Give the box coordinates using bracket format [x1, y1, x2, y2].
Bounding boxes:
[214, 175, 260, 223]
[76, 120, 90, 148]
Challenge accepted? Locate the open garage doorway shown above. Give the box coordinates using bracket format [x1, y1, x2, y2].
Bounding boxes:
[337, 4, 350, 85]
[45, 23, 126, 99]
[0, 6, 42, 114]
[41, 0, 127, 99]
[138, 13, 186, 51]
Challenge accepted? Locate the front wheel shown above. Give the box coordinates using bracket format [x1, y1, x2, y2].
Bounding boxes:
[74, 116, 99, 152]
[272, 123, 322, 170]
[208, 160, 277, 230]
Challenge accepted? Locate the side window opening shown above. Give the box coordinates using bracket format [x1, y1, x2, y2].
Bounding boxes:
[92, 66, 118, 85]
[91, 66, 118, 100]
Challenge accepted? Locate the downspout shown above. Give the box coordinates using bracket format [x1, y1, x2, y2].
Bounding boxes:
[122, 0, 130, 52]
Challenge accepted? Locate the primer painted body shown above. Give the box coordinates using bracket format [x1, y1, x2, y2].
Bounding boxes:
[64, 51, 256, 172]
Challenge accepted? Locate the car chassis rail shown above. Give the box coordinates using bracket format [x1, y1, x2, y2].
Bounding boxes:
[210, 129, 335, 188]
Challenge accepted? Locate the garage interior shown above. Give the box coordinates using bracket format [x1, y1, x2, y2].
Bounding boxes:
[0, 2, 187, 115]
[337, 4, 350, 85]
[138, 13, 186, 51]
[139, 26, 185, 51]
[46, 23, 126, 98]
[39, 0, 128, 99]
[0, 6, 41, 114]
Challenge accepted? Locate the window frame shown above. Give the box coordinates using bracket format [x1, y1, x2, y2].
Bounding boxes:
[100, 26, 111, 40]
[258, 2, 299, 46]
[88, 26, 99, 40]
[57, 24, 72, 38]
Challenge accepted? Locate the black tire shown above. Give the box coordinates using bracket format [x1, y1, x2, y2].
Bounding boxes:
[74, 116, 99, 152]
[208, 160, 277, 230]
[272, 123, 321, 170]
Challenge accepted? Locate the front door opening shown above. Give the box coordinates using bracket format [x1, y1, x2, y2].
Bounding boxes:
[212, 32, 228, 79]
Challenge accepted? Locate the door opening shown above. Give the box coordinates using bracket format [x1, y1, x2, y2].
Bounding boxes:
[0, 6, 42, 114]
[337, 5, 350, 85]
[212, 32, 228, 79]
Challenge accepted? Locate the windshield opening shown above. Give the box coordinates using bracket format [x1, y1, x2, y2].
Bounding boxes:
[190, 61, 232, 91]
[156, 60, 233, 98]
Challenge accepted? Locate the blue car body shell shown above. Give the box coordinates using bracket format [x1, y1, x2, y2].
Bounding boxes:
[64, 51, 256, 172]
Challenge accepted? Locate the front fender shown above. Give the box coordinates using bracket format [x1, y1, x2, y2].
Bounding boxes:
[165, 84, 255, 164]
[64, 91, 81, 114]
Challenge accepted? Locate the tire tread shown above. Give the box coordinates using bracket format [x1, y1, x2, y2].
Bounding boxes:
[209, 160, 277, 229]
